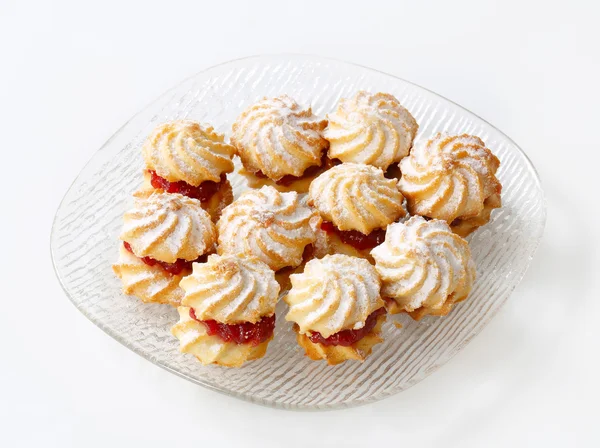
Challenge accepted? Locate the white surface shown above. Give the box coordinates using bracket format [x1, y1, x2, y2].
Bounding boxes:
[1, 0, 598, 446]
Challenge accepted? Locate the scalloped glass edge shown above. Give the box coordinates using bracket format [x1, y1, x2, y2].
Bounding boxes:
[50, 54, 546, 411]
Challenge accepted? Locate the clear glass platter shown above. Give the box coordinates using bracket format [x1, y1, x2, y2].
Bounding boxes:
[51, 54, 546, 410]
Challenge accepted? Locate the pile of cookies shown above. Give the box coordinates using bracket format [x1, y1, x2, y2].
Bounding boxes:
[113, 91, 502, 367]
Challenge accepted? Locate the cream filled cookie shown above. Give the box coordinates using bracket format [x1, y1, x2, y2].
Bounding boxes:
[371, 216, 476, 320]
[285, 254, 386, 365]
[324, 91, 418, 170]
[172, 255, 280, 367]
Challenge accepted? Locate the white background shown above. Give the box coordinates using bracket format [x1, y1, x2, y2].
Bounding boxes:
[1, 0, 598, 446]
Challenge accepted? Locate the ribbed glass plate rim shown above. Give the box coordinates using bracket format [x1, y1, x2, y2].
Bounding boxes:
[50, 54, 546, 411]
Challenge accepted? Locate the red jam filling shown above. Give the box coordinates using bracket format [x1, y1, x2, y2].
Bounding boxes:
[149, 170, 225, 202]
[255, 155, 340, 186]
[308, 307, 386, 347]
[320, 221, 386, 251]
[123, 241, 206, 275]
[189, 308, 275, 346]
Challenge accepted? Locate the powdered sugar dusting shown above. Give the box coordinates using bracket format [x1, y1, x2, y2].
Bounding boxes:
[217, 185, 317, 271]
[180, 254, 280, 323]
[285, 254, 384, 338]
[325, 91, 418, 170]
[142, 120, 235, 184]
[231, 95, 328, 180]
[309, 163, 405, 234]
[398, 133, 501, 222]
[120, 191, 216, 263]
[371, 216, 475, 312]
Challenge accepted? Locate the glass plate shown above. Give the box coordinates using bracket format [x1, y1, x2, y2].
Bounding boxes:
[51, 54, 546, 410]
